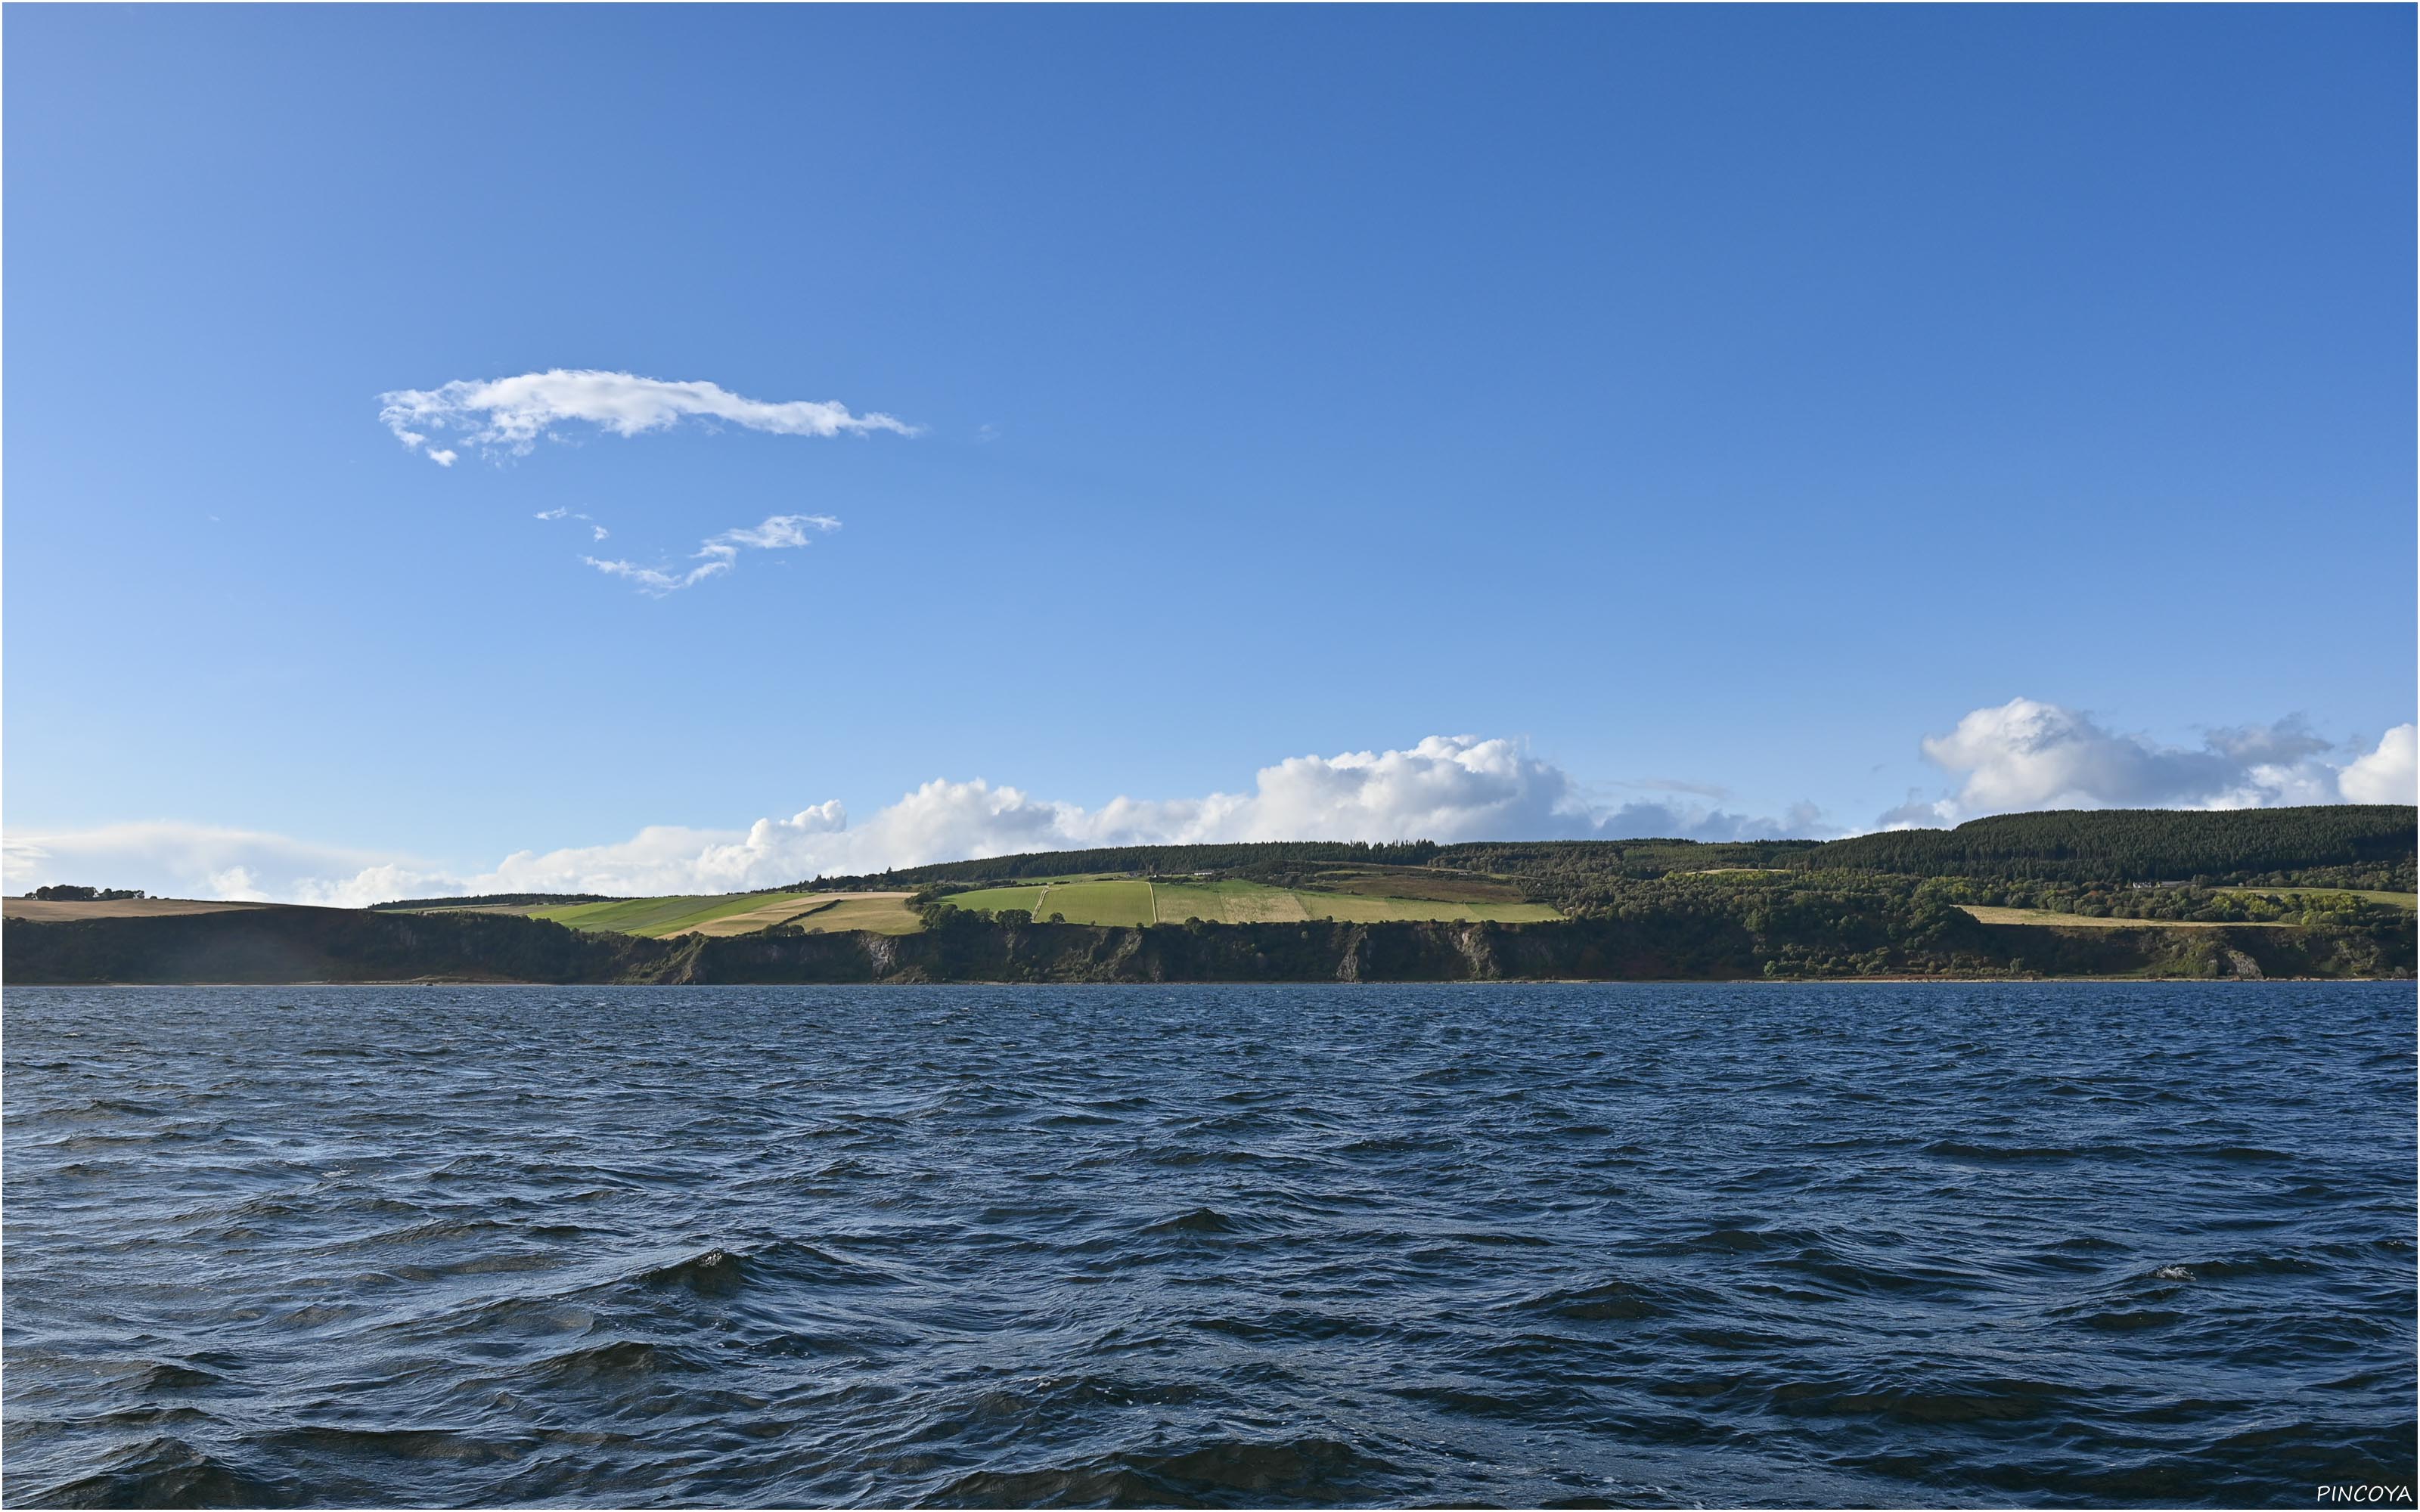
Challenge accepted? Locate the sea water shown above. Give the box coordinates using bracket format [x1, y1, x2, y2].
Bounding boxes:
[4, 982, 2412, 1507]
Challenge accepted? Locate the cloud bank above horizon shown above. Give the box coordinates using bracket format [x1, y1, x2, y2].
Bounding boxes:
[377, 369, 917, 466]
[6, 705, 2411, 907]
[1877, 699, 2415, 826]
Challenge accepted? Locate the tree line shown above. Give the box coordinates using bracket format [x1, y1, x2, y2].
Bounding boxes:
[799, 807, 2415, 901]
[1796, 805, 2415, 888]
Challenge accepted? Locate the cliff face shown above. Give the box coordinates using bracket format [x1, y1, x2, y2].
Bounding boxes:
[2, 908, 661, 986]
[6, 908, 2407, 985]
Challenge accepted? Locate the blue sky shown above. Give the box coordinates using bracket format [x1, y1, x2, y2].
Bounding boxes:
[6, 5, 2413, 901]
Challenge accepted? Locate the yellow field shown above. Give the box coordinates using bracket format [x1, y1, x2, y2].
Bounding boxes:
[517, 890, 917, 937]
[1959, 906, 2285, 930]
[2211, 886, 2417, 910]
[951, 876, 1564, 927]
[1153, 879, 1311, 923]
[3, 897, 280, 922]
[945, 885, 1052, 916]
[781, 894, 923, 935]
[685, 892, 917, 937]
[1310, 893, 1558, 923]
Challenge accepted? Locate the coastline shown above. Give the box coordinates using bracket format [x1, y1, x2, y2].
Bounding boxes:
[7, 901, 2409, 989]
[8, 977, 2403, 990]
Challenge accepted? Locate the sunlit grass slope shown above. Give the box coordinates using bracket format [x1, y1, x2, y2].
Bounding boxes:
[2211, 886, 2417, 909]
[1957, 906, 2287, 929]
[947, 875, 1560, 926]
[525, 894, 800, 937]
[523, 891, 917, 938]
[781, 895, 924, 934]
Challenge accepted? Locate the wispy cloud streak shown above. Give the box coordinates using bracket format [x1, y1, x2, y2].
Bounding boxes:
[584, 513, 840, 595]
[379, 370, 917, 464]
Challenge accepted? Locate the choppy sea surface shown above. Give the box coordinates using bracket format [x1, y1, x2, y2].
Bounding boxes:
[3, 983, 2413, 1508]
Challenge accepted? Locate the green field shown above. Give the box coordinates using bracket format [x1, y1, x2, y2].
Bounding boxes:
[411, 868, 1561, 938]
[526, 892, 815, 937]
[943, 884, 1053, 916]
[514, 890, 923, 937]
[942, 875, 1560, 927]
[781, 895, 923, 934]
[2212, 886, 2417, 910]
[1306, 892, 1558, 923]
[1959, 905, 2285, 930]
[1152, 879, 1308, 923]
[1034, 878, 1159, 926]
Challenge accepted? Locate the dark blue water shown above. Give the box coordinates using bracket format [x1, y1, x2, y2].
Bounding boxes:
[3, 983, 2412, 1508]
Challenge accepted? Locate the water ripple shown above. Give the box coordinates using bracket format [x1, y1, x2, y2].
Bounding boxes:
[3, 982, 2413, 1507]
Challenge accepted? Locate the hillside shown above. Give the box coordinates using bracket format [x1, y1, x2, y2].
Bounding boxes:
[1798, 804, 2417, 888]
[937, 873, 1559, 928]
[11, 804, 2409, 984]
[796, 806, 2416, 904]
[2, 897, 280, 923]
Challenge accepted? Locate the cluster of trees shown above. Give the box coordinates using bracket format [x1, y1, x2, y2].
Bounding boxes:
[842, 838, 1830, 897]
[1503, 870, 1981, 978]
[369, 893, 618, 912]
[1434, 808, 2416, 906]
[23, 885, 146, 901]
[1924, 876, 2406, 926]
[800, 840, 1448, 891]
[1439, 838, 1822, 885]
[1798, 805, 2416, 888]
[836, 806, 2415, 908]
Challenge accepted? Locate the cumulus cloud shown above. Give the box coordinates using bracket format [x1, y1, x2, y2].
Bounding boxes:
[4, 737, 1835, 904]
[2340, 724, 2418, 805]
[2, 822, 451, 909]
[585, 513, 839, 596]
[475, 737, 1642, 896]
[22, 716, 2406, 906]
[379, 369, 917, 465]
[1896, 698, 2417, 825]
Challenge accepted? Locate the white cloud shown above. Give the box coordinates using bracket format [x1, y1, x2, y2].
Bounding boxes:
[2, 822, 450, 907]
[1876, 793, 1959, 831]
[208, 866, 266, 902]
[2340, 724, 2418, 805]
[472, 736, 1620, 895]
[3, 737, 1834, 904]
[20, 715, 2406, 907]
[533, 507, 611, 543]
[584, 513, 839, 596]
[1901, 697, 2414, 824]
[380, 369, 917, 465]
